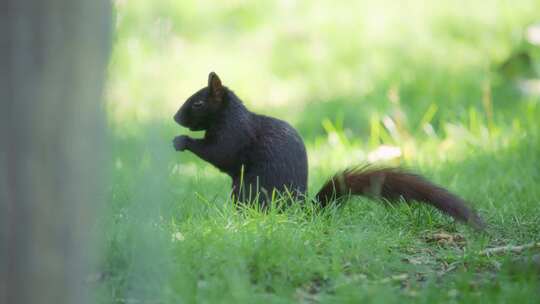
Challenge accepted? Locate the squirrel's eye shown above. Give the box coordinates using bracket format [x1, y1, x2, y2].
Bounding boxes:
[192, 100, 205, 108]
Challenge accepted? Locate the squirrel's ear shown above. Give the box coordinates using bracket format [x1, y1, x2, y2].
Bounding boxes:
[208, 72, 223, 101]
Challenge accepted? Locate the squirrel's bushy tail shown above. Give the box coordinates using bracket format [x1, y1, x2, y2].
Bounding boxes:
[315, 165, 485, 230]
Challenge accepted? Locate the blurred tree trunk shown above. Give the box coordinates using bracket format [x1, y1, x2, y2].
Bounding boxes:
[0, 1, 111, 304]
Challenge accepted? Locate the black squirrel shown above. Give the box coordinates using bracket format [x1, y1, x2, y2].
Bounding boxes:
[173, 72, 484, 229]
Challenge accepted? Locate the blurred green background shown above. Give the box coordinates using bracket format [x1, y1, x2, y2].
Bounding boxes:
[108, 0, 539, 140]
[101, 1, 540, 303]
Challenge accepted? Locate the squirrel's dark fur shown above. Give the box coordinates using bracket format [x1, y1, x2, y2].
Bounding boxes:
[173, 72, 484, 230]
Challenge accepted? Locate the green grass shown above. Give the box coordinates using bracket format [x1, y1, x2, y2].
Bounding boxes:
[98, 1, 540, 303]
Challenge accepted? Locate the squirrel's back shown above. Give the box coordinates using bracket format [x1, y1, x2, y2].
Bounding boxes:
[237, 114, 308, 201]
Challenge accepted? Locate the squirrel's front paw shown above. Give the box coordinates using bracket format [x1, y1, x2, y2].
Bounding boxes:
[173, 135, 190, 151]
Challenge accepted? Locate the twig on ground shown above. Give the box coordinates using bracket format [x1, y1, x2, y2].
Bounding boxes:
[479, 242, 540, 256]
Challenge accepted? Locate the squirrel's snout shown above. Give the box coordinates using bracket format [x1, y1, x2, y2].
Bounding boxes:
[174, 111, 190, 128]
[173, 112, 182, 125]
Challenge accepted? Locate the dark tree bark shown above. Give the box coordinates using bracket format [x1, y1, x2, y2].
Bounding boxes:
[0, 1, 112, 304]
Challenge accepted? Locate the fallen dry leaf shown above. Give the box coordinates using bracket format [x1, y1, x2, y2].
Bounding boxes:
[424, 231, 466, 247]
